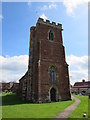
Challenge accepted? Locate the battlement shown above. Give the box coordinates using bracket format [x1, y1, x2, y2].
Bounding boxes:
[37, 18, 62, 30]
[30, 26, 36, 31]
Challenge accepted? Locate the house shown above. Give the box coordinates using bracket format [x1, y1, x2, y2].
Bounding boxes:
[71, 80, 90, 96]
[0, 82, 19, 93]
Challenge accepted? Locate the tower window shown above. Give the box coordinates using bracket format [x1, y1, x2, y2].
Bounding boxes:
[49, 30, 54, 41]
[49, 66, 56, 83]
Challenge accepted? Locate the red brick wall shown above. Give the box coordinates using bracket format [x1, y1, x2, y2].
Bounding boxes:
[26, 18, 71, 102]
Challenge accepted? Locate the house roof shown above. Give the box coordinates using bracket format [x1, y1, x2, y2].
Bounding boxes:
[74, 81, 90, 87]
[19, 71, 28, 81]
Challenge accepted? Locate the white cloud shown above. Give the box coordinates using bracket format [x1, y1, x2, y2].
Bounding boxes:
[40, 13, 47, 21]
[0, 55, 28, 83]
[0, 54, 88, 86]
[63, 0, 89, 16]
[66, 55, 88, 85]
[42, 3, 57, 11]
[49, 3, 57, 9]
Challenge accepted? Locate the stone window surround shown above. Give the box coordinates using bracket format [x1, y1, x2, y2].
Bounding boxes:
[48, 29, 55, 42]
[48, 86, 60, 102]
[48, 65, 57, 83]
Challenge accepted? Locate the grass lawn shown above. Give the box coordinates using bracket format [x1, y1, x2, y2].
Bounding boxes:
[68, 94, 88, 119]
[89, 98, 90, 118]
[1, 92, 74, 118]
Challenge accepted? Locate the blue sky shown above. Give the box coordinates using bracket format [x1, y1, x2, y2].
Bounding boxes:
[2, 2, 88, 56]
[0, 1, 88, 85]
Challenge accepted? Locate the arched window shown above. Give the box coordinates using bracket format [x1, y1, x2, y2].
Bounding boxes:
[49, 30, 54, 41]
[49, 66, 56, 83]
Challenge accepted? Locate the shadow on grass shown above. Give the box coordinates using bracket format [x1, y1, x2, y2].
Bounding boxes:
[0, 93, 30, 106]
[1, 93, 72, 106]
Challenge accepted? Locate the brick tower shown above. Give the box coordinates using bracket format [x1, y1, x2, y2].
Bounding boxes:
[19, 18, 71, 103]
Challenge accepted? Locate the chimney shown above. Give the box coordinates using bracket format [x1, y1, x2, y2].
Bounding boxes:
[82, 79, 85, 82]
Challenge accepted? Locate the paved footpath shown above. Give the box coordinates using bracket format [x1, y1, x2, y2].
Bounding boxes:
[53, 96, 80, 120]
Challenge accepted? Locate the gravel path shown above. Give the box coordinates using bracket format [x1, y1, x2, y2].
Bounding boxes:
[53, 96, 80, 120]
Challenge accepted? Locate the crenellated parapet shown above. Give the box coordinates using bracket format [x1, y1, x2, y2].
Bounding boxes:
[37, 17, 63, 30]
[30, 26, 36, 31]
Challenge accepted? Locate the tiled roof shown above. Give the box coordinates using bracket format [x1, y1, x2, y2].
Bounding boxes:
[74, 81, 90, 87]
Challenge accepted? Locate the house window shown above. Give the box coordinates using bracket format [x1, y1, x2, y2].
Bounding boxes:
[49, 66, 56, 83]
[49, 30, 54, 41]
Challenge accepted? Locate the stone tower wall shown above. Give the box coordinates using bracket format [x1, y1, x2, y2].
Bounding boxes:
[27, 18, 71, 102]
[20, 18, 71, 103]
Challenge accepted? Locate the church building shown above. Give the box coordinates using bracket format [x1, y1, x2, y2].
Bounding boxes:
[19, 18, 71, 103]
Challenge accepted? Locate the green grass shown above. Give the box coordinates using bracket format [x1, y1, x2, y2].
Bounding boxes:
[68, 94, 88, 119]
[1, 92, 74, 118]
[89, 98, 90, 118]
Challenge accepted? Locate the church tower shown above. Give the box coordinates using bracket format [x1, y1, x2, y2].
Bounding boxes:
[19, 18, 71, 103]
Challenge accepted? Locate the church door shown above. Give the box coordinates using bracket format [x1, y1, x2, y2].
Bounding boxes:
[50, 88, 56, 102]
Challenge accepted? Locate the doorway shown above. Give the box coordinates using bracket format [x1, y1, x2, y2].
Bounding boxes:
[50, 88, 56, 102]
